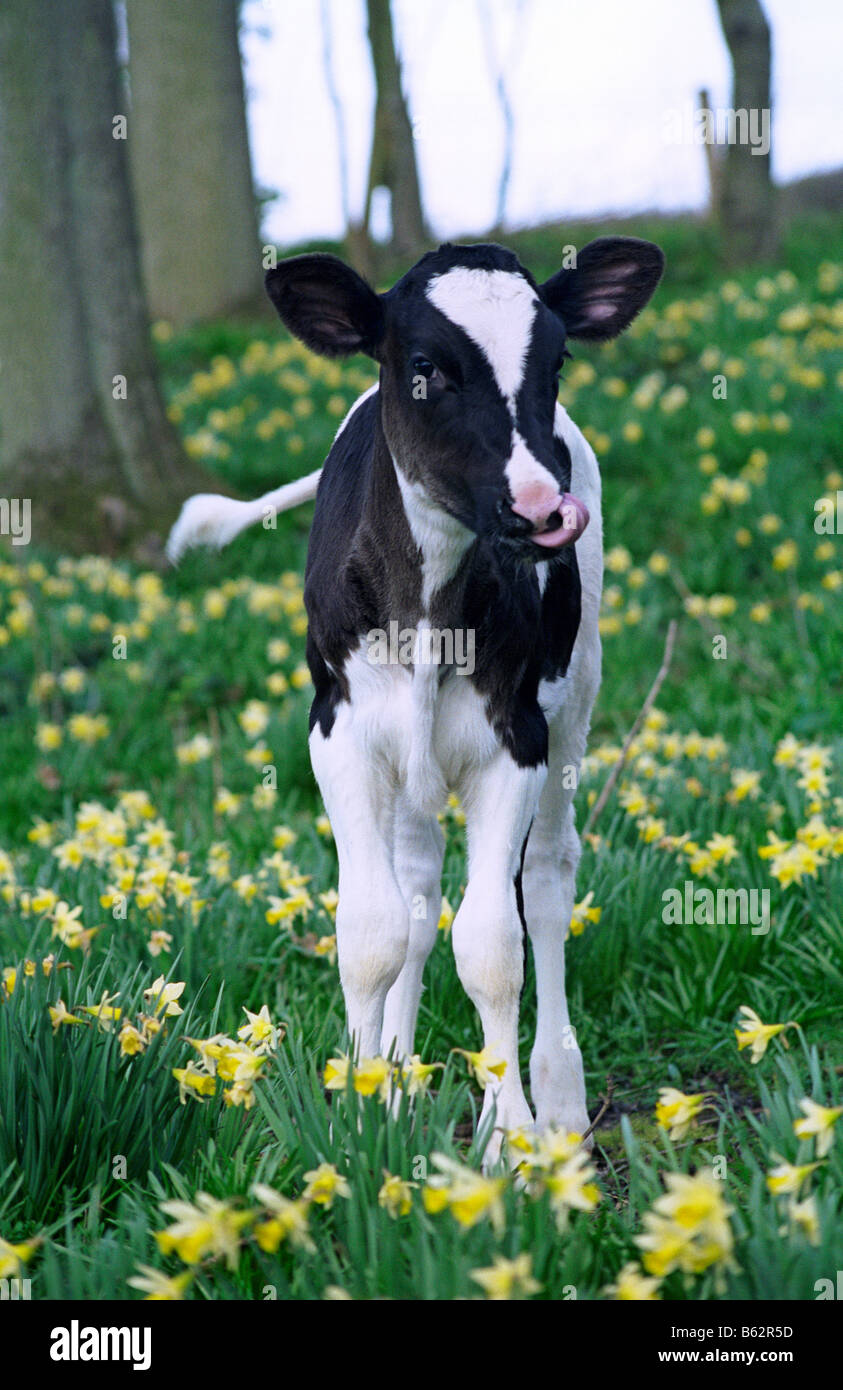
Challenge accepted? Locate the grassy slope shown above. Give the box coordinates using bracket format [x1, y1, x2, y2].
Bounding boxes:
[0, 212, 841, 1300]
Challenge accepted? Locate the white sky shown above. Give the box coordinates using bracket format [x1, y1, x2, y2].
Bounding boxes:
[241, 0, 843, 245]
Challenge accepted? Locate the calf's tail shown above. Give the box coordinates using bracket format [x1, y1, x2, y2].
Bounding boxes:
[166, 469, 322, 563]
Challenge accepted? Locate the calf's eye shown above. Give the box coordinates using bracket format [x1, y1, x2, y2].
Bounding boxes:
[411, 355, 437, 379]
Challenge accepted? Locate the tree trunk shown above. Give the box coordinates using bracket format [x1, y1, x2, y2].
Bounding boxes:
[355, 0, 427, 269]
[714, 0, 779, 263]
[126, 0, 264, 326]
[0, 0, 218, 558]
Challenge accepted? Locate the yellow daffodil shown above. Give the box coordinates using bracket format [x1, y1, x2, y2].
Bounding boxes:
[569, 891, 601, 936]
[0, 1236, 40, 1279]
[427, 1154, 507, 1231]
[766, 1160, 822, 1196]
[378, 1172, 415, 1217]
[143, 975, 185, 1017]
[787, 1195, 820, 1245]
[470, 1253, 541, 1300]
[453, 1045, 507, 1088]
[352, 1055, 393, 1100]
[251, 1184, 314, 1251]
[127, 1264, 193, 1300]
[604, 1261, 661, 1300]
[172, 1064, 217, 1104]
[155, 1193, 252, 1268]
[48, 999, 88, 1033]
[302, 1163, 350, 1208]
[655, 1087, 710, 1140]
[399, 1054, 443, 1096]
[735, 1005, 798, 1062]
[793, 1098, 842, 1157]
[237, 1004, 280, 1053]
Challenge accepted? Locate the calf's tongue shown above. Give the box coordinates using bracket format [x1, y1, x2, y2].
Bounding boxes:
[531, 493, 590, 549]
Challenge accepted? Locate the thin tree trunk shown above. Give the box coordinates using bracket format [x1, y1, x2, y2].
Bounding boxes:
[476, 0, 530, 235]
[320, 0, 351, 234]
[0, 0, 218, 558]
[361, 0, 427, 263]
[714, 0, 778, 263]
[126, 0, 264, 325]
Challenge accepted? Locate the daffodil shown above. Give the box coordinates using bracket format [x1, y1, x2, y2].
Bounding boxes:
[127, 1264, 193, 1300]
[655, 1087, 710, 1140]
[155, 1193, 252, 1268]
[787, 1195, 820, 1245]
[251, 1184, 314, 1251]
[735, 1005, 798, 1062]
[651, 1170, 733, 1246]
[793, 1098, 842, 1157]
[352, 1055, 393, 1100]
[766, 1160, 822, 1196]
[453, 1045, 507, 1088]
[172, 1064, 217, 1104]
[79, 992, 122, 1030]
[143, 975, 185, 1017]
[302, 1163, 350, 1208]
[470, 1253, 541, 1300]
[378, 1172, 415, 1217]
[237, 1004, 280, 1053]
[318, 888, 338, 918]
[399, 1054, 443, 1096]
[119, 1023, 146, 1056]
[0, 1235, 40, 1279]
[265, 889, 313, 924]
[426, 1154, 506, 1231]
[543, 1153, 601, 1228]
[48, 999, 88, 1033]
[604, 1261, 661, 1300]
[569, 891, 601, 936]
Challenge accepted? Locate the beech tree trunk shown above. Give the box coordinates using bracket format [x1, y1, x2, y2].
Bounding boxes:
[351, 0, 427, 273]
[126, 0, 264, 326]
[0, 0, 218, 558]
[714, 0, 779, 263]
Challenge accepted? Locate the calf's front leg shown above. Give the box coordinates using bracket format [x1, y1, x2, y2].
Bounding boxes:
[522, 665, 599, 1139]
[310, 717, 408, 1057]
[381, 796, 445, 1058]
[452, 748, 545, 1165]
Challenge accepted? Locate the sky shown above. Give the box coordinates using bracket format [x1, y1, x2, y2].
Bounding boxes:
[240, 0, 843, 246]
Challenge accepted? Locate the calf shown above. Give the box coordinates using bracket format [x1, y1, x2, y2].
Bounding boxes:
[168, 237, 664, 1161]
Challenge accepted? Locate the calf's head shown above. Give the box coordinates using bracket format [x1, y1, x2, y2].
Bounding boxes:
[266, 237, 663, 557]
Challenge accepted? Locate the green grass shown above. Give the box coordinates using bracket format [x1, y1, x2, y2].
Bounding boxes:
[0, 212, 841, 1300]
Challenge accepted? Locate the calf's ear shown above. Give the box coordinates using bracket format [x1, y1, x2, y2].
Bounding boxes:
[539, 237, 665, 341]
[265, 253, 385, 359]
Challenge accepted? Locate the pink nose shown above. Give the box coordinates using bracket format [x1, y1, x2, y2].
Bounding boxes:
[510, 483, 564, 530]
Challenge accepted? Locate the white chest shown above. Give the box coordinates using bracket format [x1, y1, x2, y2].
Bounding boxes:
[342, 643, 498, 814]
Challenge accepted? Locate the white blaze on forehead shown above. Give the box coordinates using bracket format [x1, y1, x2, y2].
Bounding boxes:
[425, 267, 538, 410]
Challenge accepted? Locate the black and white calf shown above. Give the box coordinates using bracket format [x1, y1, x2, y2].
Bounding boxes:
[168, 236, 664, 1160]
